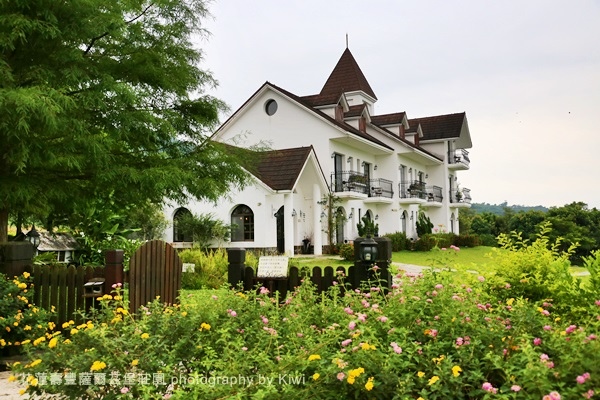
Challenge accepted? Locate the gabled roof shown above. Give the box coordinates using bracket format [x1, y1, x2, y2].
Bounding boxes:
[409, 112, 466, 140]
[320, 48, 377, 100]
[371, 112, 407, 126]
[344, 104, 368, 118]
[300, 93, 343, 107]
[38, 232, 78, 252]
[254, 147, 313, 191]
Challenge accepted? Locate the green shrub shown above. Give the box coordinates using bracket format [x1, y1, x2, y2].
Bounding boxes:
[1, 272, 52, 355]
[178, 248, 228, 289]
[384, 231, 410, 252]
[413, 234, 437, 251]
[432, 233, 456, 248]
[454, 234, 481, 248]
[338, 243, 354, 261]
[416, 212, 433, 237]
[477, 233, 498, 247]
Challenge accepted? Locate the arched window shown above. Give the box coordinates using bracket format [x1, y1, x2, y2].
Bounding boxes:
[450, 213, 456, 234]
[231, 205, 254, 242]
[401, 211, 407, 233]
[173, 208, 192, 242]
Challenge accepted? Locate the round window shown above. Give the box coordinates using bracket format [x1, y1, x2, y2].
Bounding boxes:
[265, 99, 278, 116]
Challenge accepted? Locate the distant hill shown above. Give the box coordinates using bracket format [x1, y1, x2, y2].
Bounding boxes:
[471, 202, 549, 215]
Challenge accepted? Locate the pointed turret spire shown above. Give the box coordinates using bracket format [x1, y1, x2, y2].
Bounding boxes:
[320, 48, 377, 100]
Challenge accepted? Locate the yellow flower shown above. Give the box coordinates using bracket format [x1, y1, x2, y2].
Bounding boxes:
[506, 298, 515, 306]
[32, 336, 45, 346]
[48, 338, 58, 349]
[417, 371, 425, 378]
[360, 342, 376, 351]
[23, 272, 30, 279]
[348, 368, 364, 378]
[347, 376, 355, 385]
[48, 322, 56, 330]
[452, 365, 462, 377]
[308, 354, 321, 361]
[70, 328, 78, 335]
[18, 283, 27, 290]
[90, 361, 107, 371]
[28, 359, 42, 368]
[141, 333, 150, 339]
[63, 339, 71, 344]
[181, 311, 187, 317]
[417, 398, 425, 400]
[365, 377, 374, 391]
[428, 375, 440, 385]
[86, 323, 94, 330]
[432, 355, 445, 365]
[19, 389, 26, 396]
[23, 325, 31, 331]
[200, 323, 211, 331]
[0, 339, 5, 347]
[131, 359, 139, 366]
[312, 373, 320, 380]
[8, 375, 17, 382]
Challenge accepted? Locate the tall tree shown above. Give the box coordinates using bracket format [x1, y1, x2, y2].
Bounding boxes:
[0, 0, 250, 241]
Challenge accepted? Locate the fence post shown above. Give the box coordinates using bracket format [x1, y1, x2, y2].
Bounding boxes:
[104, 249, 124, 293]
[0, 242, 34, 277]
[227, 248, 246, 289]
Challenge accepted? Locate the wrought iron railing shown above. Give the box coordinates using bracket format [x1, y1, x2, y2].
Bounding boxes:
[399, 181, 427, 200]
[368, 178, 393, 198]
[427, 185, 443, 202]
[449, 148, 470, 166]
[450, 187, 471, 204]
[331, 171, 369, 195]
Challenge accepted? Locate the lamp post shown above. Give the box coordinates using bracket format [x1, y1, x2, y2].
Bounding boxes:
[360, 235, 378, 265]
[26, 224, 41, 251]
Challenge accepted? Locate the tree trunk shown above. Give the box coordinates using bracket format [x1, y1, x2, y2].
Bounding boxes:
[0, 208, 8, 242]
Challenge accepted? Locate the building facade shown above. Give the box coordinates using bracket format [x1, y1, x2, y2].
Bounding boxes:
[164, 48, 472, 255]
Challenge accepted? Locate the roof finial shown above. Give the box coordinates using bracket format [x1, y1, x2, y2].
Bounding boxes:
[346, 33, 348, 49]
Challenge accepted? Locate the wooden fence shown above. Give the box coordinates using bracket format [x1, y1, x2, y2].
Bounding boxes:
[5, 240, 182, 327]
[29, 264, 104, 327]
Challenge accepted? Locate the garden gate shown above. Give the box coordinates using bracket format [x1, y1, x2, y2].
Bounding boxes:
[128, 240, 182, 314]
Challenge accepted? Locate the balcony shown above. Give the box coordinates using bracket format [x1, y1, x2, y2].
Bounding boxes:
[399, 181, 427, 204]
[450, 187, 472, 207]
[331, 172, 394, 201]
[448, 148, 470, 170]
[421, 185, 443, 208]
[365, 178, 394, 204]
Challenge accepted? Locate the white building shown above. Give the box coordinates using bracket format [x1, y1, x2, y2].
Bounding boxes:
[164, 48, 472, 255]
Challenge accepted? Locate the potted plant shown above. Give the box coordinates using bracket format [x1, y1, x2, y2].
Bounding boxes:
[302, 233, 312, 254]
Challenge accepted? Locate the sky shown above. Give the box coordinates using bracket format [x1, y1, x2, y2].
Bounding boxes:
[197, 0, 600, 209]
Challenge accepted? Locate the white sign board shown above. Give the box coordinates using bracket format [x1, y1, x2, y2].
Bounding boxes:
[182, 263, 195, 273]
[257, 256, 289, 278]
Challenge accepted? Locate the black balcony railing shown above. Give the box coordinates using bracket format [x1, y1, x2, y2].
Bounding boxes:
[450, 187, 472, 204]
[449, 148, 470, 166]
[399, 181, 427, 200]
[331, 171, 369, 195]
[369, 178, 393, 198]
[427, 185, 443, 202]
[331, 172, 394, 198]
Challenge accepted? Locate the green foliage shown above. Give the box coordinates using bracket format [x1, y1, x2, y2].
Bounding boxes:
[0, 272, 52, 354]
[356, 215, 379, 237]
[11, 263, 600, 399]
[491, 223, 580, 311]
[384, 231, 410, 252]
[176, 212, 230, 250]
[477, 234, 498, 247]
[178, 248, 228, 289]
[0, 0, 251, 241]
[414, 234, 437, 251]
[318, 193, 345, 250]
[454, 234, 481, 248]
[415, 212, 433, 237]
[338, 243, 354, 261]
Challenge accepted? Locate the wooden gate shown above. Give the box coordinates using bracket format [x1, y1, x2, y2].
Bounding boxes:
[128, 240, 182, 313]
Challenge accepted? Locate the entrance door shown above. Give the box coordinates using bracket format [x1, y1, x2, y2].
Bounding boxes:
[335, 207, 345, 244]
[334, 153, 343, 192]
[275, 206, 285, 254]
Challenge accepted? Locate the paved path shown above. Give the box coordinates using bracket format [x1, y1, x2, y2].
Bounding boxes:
[0, 370, 28, 399]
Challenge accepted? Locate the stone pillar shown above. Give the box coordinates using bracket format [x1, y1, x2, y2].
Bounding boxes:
[313, 183, 323, 255]
[0, 242, 34, 277]
[104, 250, 125, 293]
[227, 248, 246, 288]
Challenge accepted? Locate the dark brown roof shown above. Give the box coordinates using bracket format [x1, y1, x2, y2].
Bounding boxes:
[255, 147, 313, 191]
[300, 93, 342, 107]
[409, 112, 466, 140]
[344, 104, 367, 118]
[320, 48, 377, 100]
[38, 232, 78, 251]
[371, 112, 407, 126]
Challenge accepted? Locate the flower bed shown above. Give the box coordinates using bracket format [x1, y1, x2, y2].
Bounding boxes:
[7, 263, 600, 399]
